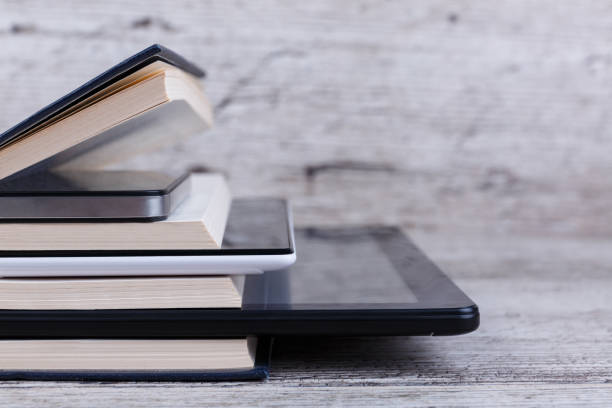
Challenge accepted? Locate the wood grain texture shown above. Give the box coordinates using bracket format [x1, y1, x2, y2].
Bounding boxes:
[0, 1, 611, 406]
[2, 0, 612, 236]
[1, 232, 610, 407]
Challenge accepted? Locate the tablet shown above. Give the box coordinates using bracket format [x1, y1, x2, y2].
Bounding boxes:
[0, 227, 479, 337]
[0, 199, 296, 277]
[0, 170, 190, 221]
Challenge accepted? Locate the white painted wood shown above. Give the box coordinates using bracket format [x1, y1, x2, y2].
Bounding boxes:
[1, 0, 612, 237]
[0, 1, 611, 405]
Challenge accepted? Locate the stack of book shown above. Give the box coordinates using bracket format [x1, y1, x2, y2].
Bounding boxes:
[0, 45, 278, 380]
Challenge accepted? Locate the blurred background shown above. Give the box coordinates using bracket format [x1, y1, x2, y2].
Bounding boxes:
[1, 0, 610, 240]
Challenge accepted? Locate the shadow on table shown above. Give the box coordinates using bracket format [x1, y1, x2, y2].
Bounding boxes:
[269, 335, 465, 382]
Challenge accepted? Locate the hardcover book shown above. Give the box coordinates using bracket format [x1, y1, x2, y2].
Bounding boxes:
[0, 337, 271, 381]
[0, 44, 212, 181]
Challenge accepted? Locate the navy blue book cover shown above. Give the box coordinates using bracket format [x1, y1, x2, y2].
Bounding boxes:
[0, 337, 271, 382]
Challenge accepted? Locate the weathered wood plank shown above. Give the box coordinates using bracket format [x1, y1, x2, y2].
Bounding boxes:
[1, 0, 612, 236]
[1, 384, 612, 408]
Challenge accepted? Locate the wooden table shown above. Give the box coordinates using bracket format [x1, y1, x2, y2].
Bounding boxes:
[1, 230, 610, 407]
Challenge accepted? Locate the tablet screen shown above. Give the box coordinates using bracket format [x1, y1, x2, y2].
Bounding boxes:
[285, 229, 418, 305]
[220, 199, 292, 252]
[243, 227, 424, 310]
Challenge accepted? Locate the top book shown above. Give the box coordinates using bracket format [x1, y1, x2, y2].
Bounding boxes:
[0, 44, 212, 181]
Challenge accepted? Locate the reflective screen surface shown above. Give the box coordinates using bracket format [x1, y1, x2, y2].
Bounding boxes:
[221, 199, 291, 251]
[243, 227, 424, 310]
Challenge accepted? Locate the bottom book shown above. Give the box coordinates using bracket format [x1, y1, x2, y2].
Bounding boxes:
[0, 336, 271, 381]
